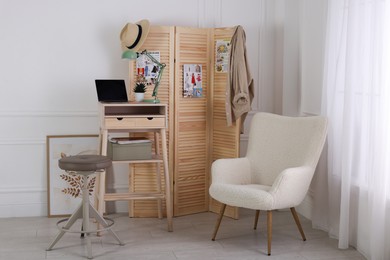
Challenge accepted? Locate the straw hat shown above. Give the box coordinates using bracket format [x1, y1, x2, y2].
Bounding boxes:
[120, 19, 150, 51]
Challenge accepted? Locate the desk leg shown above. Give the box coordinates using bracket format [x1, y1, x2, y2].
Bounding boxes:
[97, 129, 108, 235]
[154, 132, 163, 219]
[161, 128, 173, 232]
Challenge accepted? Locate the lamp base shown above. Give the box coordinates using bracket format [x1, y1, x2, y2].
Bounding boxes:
[143, 99, 160, 104]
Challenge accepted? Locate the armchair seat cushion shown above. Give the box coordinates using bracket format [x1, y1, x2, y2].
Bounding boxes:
[210, 184, 273, 210]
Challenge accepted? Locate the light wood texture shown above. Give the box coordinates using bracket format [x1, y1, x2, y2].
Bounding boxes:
[211, 203, 226, 241]
[128, 26, 175, 218]
[209, 27, 241, 219]
[174, 27, 212, 216]
[256, 209, 305, 255]
[290, 207, 307, 241]
[126, 26, 240, 218]
[97, 102, 173, 232]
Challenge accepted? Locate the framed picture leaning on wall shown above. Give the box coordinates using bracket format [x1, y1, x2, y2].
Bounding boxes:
[46, 135, 99, 217]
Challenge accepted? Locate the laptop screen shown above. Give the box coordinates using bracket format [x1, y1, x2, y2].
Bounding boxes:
[95, 79, 128, 102]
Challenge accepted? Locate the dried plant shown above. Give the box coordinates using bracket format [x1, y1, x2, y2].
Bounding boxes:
[60, 173, 96, 198]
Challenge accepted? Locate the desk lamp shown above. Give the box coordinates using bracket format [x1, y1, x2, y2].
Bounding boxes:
[122, 50, 166, 103]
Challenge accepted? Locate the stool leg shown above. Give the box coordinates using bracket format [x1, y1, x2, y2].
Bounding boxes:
[82, 175, 93, 259]
[46, 204, 83, 251]
[89, 204, 124, 246]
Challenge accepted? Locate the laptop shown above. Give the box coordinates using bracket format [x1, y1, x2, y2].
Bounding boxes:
[95, 79, 128, 102]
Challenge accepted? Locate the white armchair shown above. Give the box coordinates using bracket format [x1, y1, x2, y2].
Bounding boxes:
[209, 112, 328, 255]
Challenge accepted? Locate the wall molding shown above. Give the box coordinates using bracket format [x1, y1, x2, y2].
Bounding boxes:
[0, 186, 46, 193]
[257, 0, 267, 112]
[198, 0, 222, 28]
[197, 0, 206, 27]
[0, 138, 46, 145]
[0, 111, 98, 117]
[213, 0, 222, 27]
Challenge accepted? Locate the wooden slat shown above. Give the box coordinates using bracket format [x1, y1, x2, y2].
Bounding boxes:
[128, 26, 174, 217]
[105, 192, 165, 201]
[173, 27, 211, 216]
[126, 26, 239, 219]
[209, 27, 240, 219]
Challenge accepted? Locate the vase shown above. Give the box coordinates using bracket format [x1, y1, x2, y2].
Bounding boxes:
[134, 92, 145, 102]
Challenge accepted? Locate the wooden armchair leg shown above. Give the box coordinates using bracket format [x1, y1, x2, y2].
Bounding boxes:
[267, 210, 272, 256]
[212, 203, 226, 241]
[290, 207, 306, 241]
[254, 210, 260, 230]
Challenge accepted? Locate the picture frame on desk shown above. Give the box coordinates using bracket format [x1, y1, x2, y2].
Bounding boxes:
[46, 135, 99, 217]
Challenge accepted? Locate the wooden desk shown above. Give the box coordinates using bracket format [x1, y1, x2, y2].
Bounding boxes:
[97, 102, 173, 232]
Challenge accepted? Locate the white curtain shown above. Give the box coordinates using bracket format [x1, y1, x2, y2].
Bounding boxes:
[313, 0, 390, 259]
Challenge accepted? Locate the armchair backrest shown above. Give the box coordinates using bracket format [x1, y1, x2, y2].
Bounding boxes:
[246, 113, 328, 186]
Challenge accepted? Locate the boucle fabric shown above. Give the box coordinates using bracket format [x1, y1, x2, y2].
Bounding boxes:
[209, 112, 328, 211]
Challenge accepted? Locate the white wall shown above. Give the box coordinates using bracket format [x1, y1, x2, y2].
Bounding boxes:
[239, 0, 285, 152]
[279, 0, 327, 117]
[282, 0, 301, 116]
[275, 0, 328, 219]
[299, 0, 327, 115]
[0, 0, 279, 217]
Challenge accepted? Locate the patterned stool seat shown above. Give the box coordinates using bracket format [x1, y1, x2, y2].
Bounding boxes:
[59, 155, 112, 172]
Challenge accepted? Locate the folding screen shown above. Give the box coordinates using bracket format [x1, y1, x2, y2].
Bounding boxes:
[127, 26, 175, 217]
[127, 25, 240, 218]
[209, 27, 240, 219]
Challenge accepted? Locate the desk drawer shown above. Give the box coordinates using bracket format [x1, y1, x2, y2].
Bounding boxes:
[105, 117, 165, 129]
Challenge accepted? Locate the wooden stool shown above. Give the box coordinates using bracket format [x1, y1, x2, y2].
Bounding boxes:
[46, 155, 124, 259]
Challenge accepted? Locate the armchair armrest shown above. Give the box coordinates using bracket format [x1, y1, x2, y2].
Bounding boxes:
[211, 157, 251, 185]
[269, 166, 314, 209]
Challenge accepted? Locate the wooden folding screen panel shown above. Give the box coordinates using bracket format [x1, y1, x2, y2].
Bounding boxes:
[209, 27, 240, 219]
[127, 26, 239, 218]
[173, 27, 212, 216]
[128, 26, 175, 217]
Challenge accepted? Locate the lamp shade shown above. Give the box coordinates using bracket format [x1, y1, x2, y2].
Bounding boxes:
[121, 50, 138, 60]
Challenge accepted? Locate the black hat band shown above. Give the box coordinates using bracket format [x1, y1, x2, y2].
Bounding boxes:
[126, 24, 142, 49]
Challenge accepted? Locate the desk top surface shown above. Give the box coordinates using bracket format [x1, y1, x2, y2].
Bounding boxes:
[99, 102, 167, 107]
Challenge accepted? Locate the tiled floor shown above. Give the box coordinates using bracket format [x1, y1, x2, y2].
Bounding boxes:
[0, 209, 365, 259]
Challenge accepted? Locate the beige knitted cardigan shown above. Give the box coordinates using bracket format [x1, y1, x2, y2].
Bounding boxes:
[225, 25, 254, 131]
